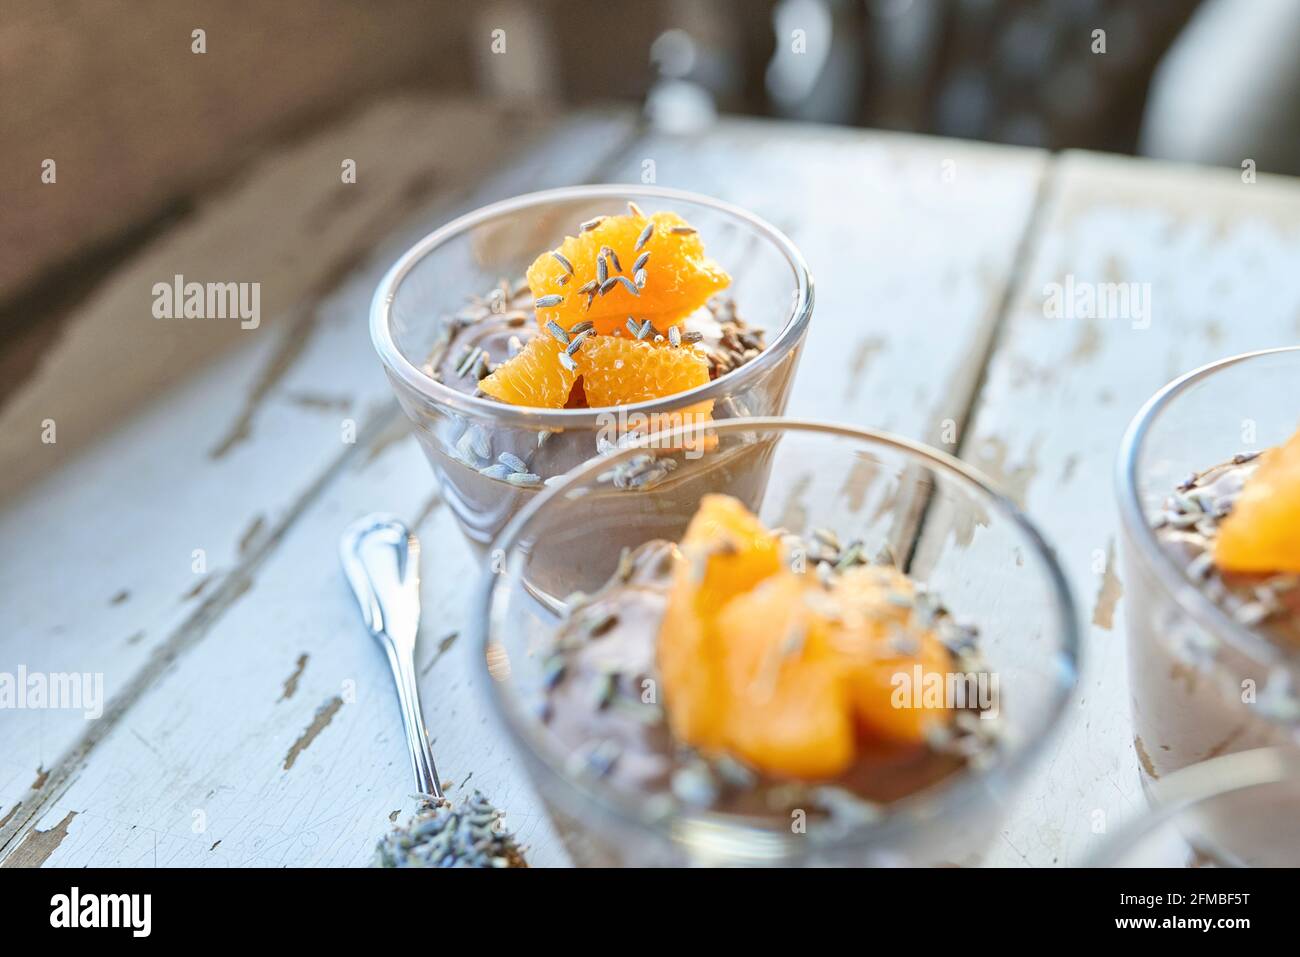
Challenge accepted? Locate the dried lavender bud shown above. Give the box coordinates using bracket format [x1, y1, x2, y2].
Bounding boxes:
[373, 792, 527, 868]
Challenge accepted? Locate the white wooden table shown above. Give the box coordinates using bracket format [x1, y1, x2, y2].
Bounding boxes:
[4, 96, 1300, 867]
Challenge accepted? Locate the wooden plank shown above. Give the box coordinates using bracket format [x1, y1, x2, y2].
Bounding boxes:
[923, 151, 1300, 866]
[0, 101, 637, 861]
[2, 117, 1047, 867]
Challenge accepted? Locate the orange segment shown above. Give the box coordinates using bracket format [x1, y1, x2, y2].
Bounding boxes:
[478, 331, 719, 415]
[1216, 426, 1300, 574]
[849, 637, 953, 746]
[577, 336, 715, 445]
[678, 493, 784, 608]
[577, 336, 710, 406]
[658, 495, 784, 749]
[527, 211, 731, 336]
[658, 549, 725, 749]
[717, 573, 856, 778]
[478, 335, 576, 408]
[832, 567, 952, 745]
[656, 497, 957, 779]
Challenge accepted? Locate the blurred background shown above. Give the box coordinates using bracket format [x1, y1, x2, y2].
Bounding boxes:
[4, 0, 1300, 490]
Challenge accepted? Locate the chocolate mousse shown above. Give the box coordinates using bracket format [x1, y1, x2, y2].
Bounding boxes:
[1152, 454, 1300, 641]
[422, 284, 769, 533]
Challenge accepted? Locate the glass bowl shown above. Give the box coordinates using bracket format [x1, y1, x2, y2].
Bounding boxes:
[1116, 346, 1300, 789]
[1090, 747, 1300, 867]
[471, 418, 1080, 866]
[370, 186, 813, 553]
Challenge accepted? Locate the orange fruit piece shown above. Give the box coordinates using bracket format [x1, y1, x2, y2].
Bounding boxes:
[716, 573, 856, 779]
[577, 335, 716, 447]
[677, 493, 784, 609]
[658, 495, 784, 749]
[656, 497, 957, 779]
[477, 335, 576, 408]
[713, 566, 951, 776]
[832, 566, 953, 746]
[527, 211, 731, 337]
[1216, 426, 1300, 574]
[657, 554, 726, 750]
[577, 335, 710, 407]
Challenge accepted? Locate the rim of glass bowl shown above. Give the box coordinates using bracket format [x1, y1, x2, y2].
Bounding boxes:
[370, 185, 814, 429]
[1115, 346, 1300, 674]
[473, 417, 1082, 861]
[1088, 746, 1300, 867]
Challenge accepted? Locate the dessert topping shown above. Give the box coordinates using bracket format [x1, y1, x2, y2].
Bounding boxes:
[528, 209, 729, 337]
[658, 495, 955, 779]
[1215, 426, 1300, 574]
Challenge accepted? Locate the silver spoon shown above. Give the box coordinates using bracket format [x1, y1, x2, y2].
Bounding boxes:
[339, 514, 442, 800]
[344, 515, 527, 867]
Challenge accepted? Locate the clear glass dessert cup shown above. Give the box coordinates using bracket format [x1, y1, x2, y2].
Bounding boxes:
[1089, 747, 1300, 867]
[1116, 346, 1300, 793]
[370, 185, 813, 553]
[472, 418, 1080, 867]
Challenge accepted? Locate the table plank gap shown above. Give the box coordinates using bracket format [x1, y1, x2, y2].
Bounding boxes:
[901, 156, 1062, 572]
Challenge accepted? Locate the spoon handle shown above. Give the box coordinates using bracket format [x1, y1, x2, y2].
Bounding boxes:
[340, 514, 443, 800]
